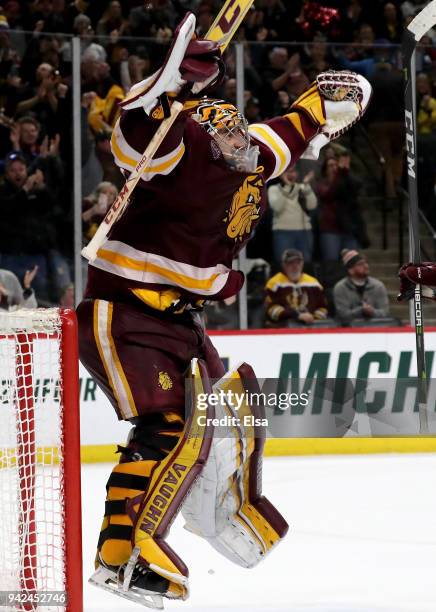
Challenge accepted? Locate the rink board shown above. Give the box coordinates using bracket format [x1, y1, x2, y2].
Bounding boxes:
[76, 327, 436, 459]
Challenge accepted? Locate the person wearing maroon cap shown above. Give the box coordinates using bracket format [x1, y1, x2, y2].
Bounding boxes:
[334, 249, 390, 324]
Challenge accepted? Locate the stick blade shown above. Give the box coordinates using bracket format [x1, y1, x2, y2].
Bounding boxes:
[206, 0, 254, 51]
[407, 0, 436, 41]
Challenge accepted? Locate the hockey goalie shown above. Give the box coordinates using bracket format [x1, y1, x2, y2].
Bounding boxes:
[76, 12, 372, 609]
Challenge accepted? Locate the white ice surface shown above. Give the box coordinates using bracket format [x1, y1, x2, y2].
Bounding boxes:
[81, 454, 436, 612]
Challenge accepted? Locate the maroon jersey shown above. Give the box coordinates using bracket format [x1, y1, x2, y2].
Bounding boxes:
[85, 102, 318, 309]
[265, 271, 328, 322]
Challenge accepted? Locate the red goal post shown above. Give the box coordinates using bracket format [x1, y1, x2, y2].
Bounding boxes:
[0, 308, 83, 611]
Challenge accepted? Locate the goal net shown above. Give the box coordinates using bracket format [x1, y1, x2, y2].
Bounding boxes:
[0, 308, 82, 611]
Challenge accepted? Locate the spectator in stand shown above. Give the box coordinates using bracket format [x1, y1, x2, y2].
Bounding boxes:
[337, 23, 375, 67]
[17, 30, 61, 83]
[302, 34, 336, 82]
[333, 249, 390, 325]
[341, 0, 371, 38]
[414, 33, 436, 72]
[337, 35, 400, 79]
[76, 15, 106, 61]
[417, 72, 436, 134]
[57, 13, 106, 64]
[223, 77, 236, 105]
[0, 70, 28, 126]
[375, 2, 403, 43]
[7, 116, 64, 197]
[66, 1, 110, 29]
[82, 57, 124, 186]
[0, 153, 70, 302]
[34, 131, 64, 198]
[118, 52, 151, 94]
[260, 0, 290, 42]
[82, 180, 117, 244]
[128, 3, 156, 38]
[401, 1, 427, 19]
[38, 33, 63, 69]
[414, 72, 436, 219]
[264, 248, 327, 326]
[129, 0, 176, 40]
[80, 90, 102, 193]
[96, 1, 128, 38]
[357, 23, 376, 57]
[0, 13, 20, 81]
[24, 0, 57, 32]
[244, 7, 267, 42]
[222, 45, 262, 104]
[264, 47, 309, 105]
[244, 96, 261, 123]
[272, 89, 290, 117]
[2, 2, 23, 32]
[195, 3, 214, 38]
[86, 59, 123, 135]
[315, 151, 369, 261]
[268, 165, 317, 264]
[365, 49, 404, 204]
[59, 282, 75, 308]
[15, 63, 63, 127]
[0, 265, 38, 310]
[8, 116, 41, 167]
[262, 47, 296, 114]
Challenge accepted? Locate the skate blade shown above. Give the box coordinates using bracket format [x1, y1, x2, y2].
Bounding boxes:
[89, 565, 164, 610]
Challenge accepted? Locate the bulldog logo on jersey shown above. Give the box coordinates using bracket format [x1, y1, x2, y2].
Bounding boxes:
[224, 172, 264, 241]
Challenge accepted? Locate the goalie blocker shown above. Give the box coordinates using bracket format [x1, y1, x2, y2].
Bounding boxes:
[89, 359, 288, 609]
[398, 262, 436, 301]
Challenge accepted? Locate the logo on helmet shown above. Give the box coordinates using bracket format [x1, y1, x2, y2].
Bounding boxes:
[193, 99, 243, 131]
[192, 98, 259, 172]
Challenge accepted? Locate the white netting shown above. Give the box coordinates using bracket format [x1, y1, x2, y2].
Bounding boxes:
[0, 309, 66, 611]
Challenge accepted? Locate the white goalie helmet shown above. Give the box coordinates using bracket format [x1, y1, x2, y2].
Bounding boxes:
[192, 99, 259, 172]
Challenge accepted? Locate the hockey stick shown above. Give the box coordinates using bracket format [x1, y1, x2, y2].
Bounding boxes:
[82, 0, 254, 262]
[402, 0, 436, 433]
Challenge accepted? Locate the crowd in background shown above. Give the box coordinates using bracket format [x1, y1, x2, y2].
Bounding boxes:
[0, 0, 433, 326]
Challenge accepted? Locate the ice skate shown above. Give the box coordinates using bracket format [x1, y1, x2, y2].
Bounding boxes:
[89, 546, 188, 609]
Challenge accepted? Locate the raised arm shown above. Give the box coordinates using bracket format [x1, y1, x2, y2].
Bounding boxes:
[249, 71, 372, 182]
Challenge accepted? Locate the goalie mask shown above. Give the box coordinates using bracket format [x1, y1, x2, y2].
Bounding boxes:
[192, 99, 259, 172]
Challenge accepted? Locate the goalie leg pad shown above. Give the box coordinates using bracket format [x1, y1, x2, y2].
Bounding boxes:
[130, 359, 214, 599]
[91, 359, 215, 606]
[182, 363, 289, 568]
[96, 413, 184, 568]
